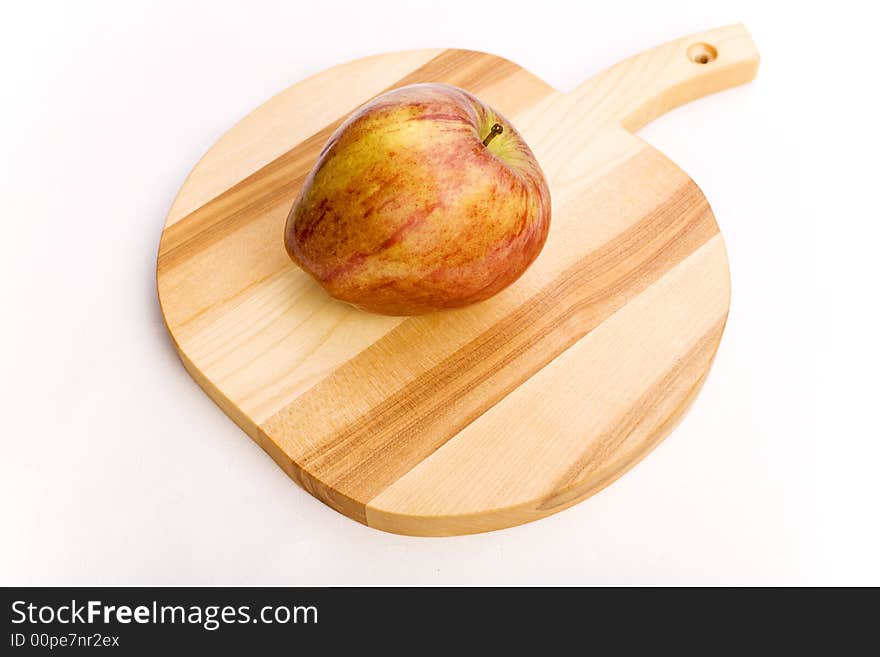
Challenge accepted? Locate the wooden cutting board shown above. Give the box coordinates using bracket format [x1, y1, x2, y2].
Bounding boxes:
[157, 25, 759, 536]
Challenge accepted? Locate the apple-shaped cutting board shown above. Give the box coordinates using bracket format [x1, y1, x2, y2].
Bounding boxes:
[157, 25, 759, 535]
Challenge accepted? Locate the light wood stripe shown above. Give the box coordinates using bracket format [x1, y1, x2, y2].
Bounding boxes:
[538, 320, 724, 510]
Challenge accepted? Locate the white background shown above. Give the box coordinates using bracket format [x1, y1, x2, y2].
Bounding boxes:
[2, 0, 878, 585]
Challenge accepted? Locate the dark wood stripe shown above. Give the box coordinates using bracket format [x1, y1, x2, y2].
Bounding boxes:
[391, 49, 523, 92]
[262, 154, 719, 508]
[157, 50, 530, 272]
[158, 126, 332, 271]
[282, 456, 370, 526]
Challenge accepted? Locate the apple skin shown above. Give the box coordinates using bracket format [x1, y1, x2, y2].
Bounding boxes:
[284, 83, 551, 316]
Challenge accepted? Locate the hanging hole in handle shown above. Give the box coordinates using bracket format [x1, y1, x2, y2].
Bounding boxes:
[687, 43, 718, 64]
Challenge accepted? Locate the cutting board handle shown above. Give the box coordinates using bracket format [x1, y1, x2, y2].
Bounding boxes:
[571, 23, 760, 132]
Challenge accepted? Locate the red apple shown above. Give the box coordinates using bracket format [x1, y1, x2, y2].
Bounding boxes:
[284, 83, 551, 315]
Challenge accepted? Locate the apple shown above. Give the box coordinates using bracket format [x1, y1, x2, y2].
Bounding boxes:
[284, 83, 551, 315]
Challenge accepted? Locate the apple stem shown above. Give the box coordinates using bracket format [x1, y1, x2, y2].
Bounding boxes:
[482, 123, 503, 147]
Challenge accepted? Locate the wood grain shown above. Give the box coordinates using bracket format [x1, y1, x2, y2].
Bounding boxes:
[157, 24, 759, 535]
